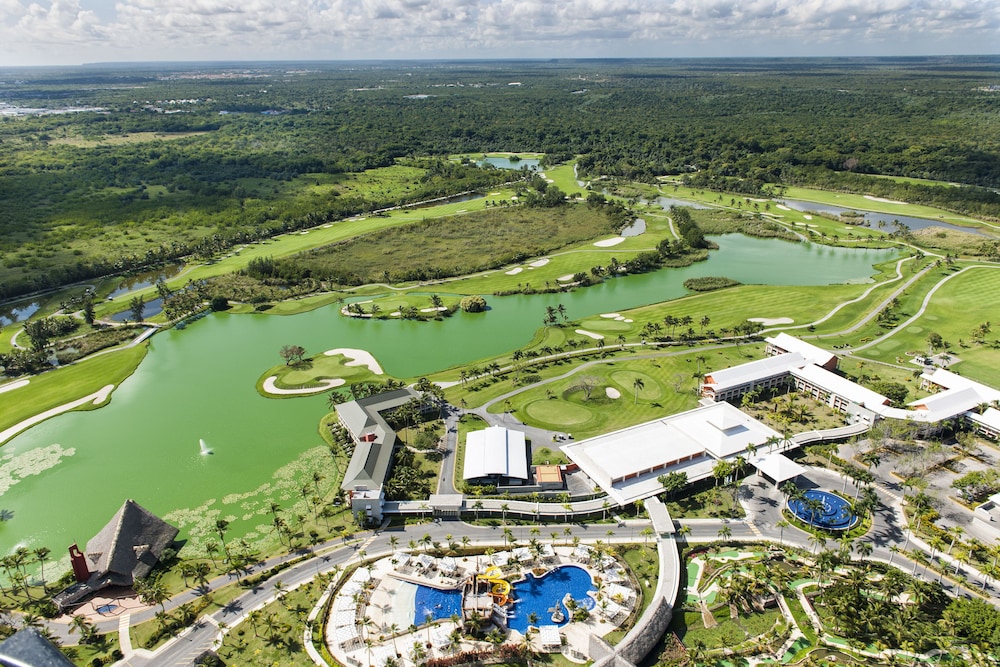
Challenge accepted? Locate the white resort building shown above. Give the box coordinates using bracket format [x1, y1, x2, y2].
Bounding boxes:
[462, 425, 530, 487]
[336, 387, 424, 523]
[560, 401, 783, 505]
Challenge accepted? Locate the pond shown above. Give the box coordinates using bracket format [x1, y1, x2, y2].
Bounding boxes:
[620, 218, 646, 237]
[0, 235, 898, 565]
[655, 196, 714, 210]
[110, 297, 165, 322]
[0, 298, 42, 327]
[779, 198, 990, 237]
[478, 156, 541, 171]
[106, 264, 184, 300]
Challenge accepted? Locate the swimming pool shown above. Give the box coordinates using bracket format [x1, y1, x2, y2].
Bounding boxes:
[414, 585, 462, 624]
[507, 565, 596, 634]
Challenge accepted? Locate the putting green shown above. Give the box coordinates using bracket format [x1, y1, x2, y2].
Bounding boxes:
[524, 399, 594, 426]
[609, 370, 663, 400]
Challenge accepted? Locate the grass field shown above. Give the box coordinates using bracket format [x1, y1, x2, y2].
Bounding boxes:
[484, 347, 758, 439]
[853, 264, 1000, 386]
[290, 204, 617, 285]
[0, 345, 147, 438]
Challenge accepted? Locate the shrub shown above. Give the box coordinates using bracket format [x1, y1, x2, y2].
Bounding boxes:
[459, 295, 487, 313]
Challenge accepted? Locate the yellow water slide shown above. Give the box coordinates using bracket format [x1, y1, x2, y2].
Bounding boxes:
[482, 567, 511, 605]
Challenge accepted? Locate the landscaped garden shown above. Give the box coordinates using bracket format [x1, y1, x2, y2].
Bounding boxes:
[662, 543, 995, 666]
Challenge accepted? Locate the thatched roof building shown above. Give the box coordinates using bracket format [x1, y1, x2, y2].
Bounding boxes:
[53, 499, 178, 611]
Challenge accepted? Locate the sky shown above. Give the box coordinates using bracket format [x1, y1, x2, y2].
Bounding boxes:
[0, 0, 997, 67]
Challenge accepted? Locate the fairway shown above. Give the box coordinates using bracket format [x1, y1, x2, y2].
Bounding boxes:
[857, 265, 1000, 386]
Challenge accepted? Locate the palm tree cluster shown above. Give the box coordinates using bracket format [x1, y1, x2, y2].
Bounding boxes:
[815, 562, 951, 653]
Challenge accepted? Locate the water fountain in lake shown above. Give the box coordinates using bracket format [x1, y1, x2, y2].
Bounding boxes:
[199, 439, 213, 455]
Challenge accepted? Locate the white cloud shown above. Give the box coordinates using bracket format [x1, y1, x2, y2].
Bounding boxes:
[0, 0, 997, 65]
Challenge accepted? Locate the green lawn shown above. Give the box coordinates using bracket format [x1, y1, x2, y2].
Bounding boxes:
[0, 345, 147, 438]
[258, 353, 383, 395]
[853, 264, 1000, 386]
[486, 348, 751, 439]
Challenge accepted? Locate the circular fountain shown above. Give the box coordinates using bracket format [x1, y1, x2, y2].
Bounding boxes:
[787, 489, 858, 531]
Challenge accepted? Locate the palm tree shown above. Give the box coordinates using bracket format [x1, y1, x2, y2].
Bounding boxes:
[33, 547, 50, 592]
[215, 518, 231, 558]
[776, 519, 789, 545]
[717, 525, 732, 541]
[632, 376, 645, 404]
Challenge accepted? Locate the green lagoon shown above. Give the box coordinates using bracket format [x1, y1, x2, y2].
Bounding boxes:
[0, 235, 897, 568]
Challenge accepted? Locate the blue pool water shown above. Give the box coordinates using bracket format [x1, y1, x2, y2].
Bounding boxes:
[788, 489, 858, 531]
[415, 585, 462, 624]
[507, 565, 596, 634]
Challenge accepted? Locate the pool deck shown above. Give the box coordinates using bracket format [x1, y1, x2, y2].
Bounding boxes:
[328, 547, 633, 667]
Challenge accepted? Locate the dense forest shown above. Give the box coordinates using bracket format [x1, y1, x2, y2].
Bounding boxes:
[1, 57, 998, 299]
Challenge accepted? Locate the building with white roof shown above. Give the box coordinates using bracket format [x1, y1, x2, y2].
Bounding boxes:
[463, 425, 529, 486]
[790, 364, 890, 413]
[766, 332, 839, 370]
[701, 352, 805, 401]
[967, 407, 1000, 440]
[560, 402, 782, 505]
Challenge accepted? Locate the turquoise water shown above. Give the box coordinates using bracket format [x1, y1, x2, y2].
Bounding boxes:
[414, 585, 462, 624]
[0, 235, 897, 563]
[507, 565, 595, 633]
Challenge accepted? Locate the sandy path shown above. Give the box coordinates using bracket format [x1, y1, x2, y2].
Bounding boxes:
[0, 379, 30, 394]
[0, 384, 114, 445]
[324, 348, 385, 375]
[262, 376, 345, 395]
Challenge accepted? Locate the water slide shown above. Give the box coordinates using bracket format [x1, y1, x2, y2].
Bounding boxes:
[482, 566, 511, 605]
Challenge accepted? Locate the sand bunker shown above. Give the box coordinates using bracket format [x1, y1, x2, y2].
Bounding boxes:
[748, 317, 794, 326]
[594, 237, 626, 247]
[263, 376, 345, 395]
[865, 195, 908, 205]
[775, 204, 791, 211]
[803, 214, 813, 220]
[575, 329, 605, 340]
[605, 387, 621, 399]
[623, 319, 633, 323]
[505, 267, 523, 275]
[420, 306, 448, 313]
[324, 348, 385, 374]
[557, 274, 575, 282]
[600, 313, 621, 319]
[529, 258, 550, 268]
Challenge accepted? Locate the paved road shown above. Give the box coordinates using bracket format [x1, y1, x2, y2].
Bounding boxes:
[34, 456, 989, 667]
